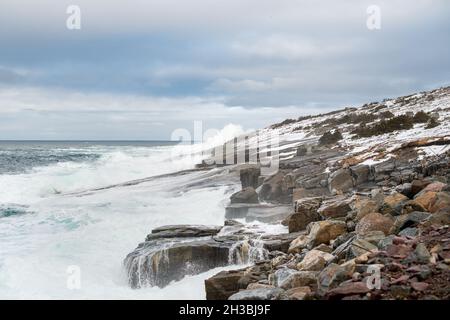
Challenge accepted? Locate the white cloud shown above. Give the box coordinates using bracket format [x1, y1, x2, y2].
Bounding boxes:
[0, 86, 321, 139]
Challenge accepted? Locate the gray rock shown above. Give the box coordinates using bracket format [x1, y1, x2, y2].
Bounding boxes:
[318, 196, 353, 218]
[240, 167, 261, 189]
[398, 227, 419, 238]
[328, 169, 354, 194]
[228, 288, 285, 300]
[230, 187, 259, 204]
[146, 225, 222, 240]
[350, 164, 371, 185]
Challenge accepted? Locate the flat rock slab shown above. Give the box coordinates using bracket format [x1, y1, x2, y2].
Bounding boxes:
[225, 203, 292, 223]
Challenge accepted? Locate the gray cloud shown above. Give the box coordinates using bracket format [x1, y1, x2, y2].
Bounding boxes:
[0, 0, 449, 138]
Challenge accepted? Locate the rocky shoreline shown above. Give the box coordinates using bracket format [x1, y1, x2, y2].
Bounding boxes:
[124, 87, 450, 300]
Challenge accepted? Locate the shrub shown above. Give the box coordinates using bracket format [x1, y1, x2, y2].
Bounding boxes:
[412, 111, 431, 123]
[352, 114, 414, 138]
[379, 111, 394, 119]
[271, 118, 297, 129]
[425, 118, 440, 129]
[319, 129, 343, 145]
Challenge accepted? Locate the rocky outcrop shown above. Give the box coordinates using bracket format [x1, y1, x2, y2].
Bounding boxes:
[240, 167, 261, 189]
[288, 197, 322, 232]
[230, 187, 259, 204]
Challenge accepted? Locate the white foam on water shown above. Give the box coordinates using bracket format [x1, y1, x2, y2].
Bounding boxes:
[0, 143, 235, 299]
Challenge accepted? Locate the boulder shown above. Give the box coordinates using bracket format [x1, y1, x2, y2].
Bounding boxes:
[284, 286, 312, 300]
[317, 262, 355, 294]
[328, 169, 354, 194]
[397, 211, 431, 231]
[355, 212, 394, 236]
[259, 171, 292, 203]
[350, 164, 371, 185]
[429, 192, 450, 213]
[205, 269, 249, 300]
[145, 225, 222, 241]
[297, 249, 335, 271]
[230, 187, 259, 204]
[349, 238, 378, 258]
[125, 237, 230, 288]
[240, 167, 261, 189]
[288, 220, 348, 253]
[411, 180, 431, 196]
[228, 288, 284, 300]
[326, 281, 370, 298]
[414, 191, 437, 212]
[419, 181, 447, 194]
[353, 197, 380, 221]
[278, 271, 318, 289]
[289, 197, 322, 232]
[317, 196, 353, 219]
[379, 192, 409, 215]
[307, 220, 348, 248]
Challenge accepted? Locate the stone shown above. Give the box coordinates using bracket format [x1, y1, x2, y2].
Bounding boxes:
[353, 198, 380, 221]
[317, 196, 353, 218]
[278, 271, 318, 289]
[240, 167, 261, 189]
[288, 234, 309, 253]
[386, 244, 412, 259]
[317, 262, 355, 293]
[390, 285, 411, 299]
[398, 227, 419, 238]
[398, 211, 431, 231]
[377, 235, 396, 250]
[397, 200, 427, 215]
[125, 236, 230, 288]
[314, 243, 333, 253]
[205, 269, 249, 300]
[410, 281, 429, 292]
[355, 212, 394, 236]
[396, 182, 413, 198]
[429, 192, 450, 213]
[289, 197, 322, 232]
[379, 192, 409, 215]
[349, 238, 378, 258]
[326, 281, 370, 298]
[284, 286, 312, 300]
[371, 189, 384, 205]
[419, 181, 447, 194]
[350, 164, 370, 186]
[246, 283, 275, 290]
[307, 220, 348, 248]
[146, 225, 222, 240]
[228, 288, 285, 300]
[424, 209, 450, 226]
[297, 249, 335, 271]
[414, 243, 431, 263]
[411, 180, 431, 196]
[357, 230, 386, 246]
[259, 171, 292, 203]
[328, 169, 354, 194]
[414, 191, 437, 211]
[230, 187, 259, 204]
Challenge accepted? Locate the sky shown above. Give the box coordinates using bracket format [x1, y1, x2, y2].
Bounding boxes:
[0, 0, 449, 140]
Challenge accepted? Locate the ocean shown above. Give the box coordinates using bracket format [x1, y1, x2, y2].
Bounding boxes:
[0, 141, 239, 299]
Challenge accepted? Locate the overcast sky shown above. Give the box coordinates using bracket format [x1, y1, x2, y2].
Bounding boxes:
[0, 0, 449, 140]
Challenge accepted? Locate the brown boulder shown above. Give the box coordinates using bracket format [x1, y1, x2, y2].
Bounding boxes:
[355, 212, 394, 236]
[317, 196, 353, 218]
[289, 197, 322, 232]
